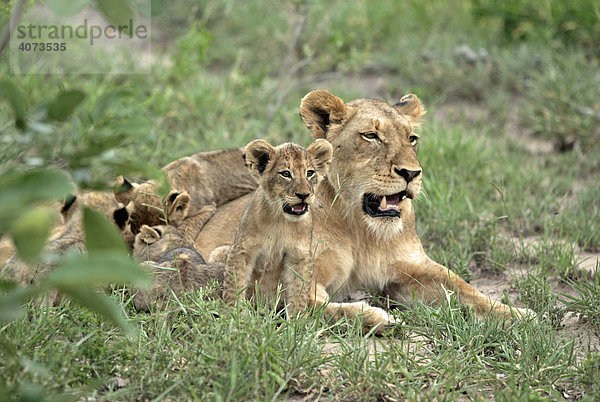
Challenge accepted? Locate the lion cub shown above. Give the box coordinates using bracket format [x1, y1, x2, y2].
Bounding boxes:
[115, 147, 257, 240]
[223, 139, 333, 313]
[1, 191, 133, 287]
[132, 224, 224, 311]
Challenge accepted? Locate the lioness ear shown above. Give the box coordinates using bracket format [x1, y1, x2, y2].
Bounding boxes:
[137, 225, 160, 245]
[300, 90, 349, 139]
[114, 175, 135, 204]
[393, 94, 426, 127]
[244, 139, 275, 177]
[166, 191, 191, 226]
[307, 139, 333, 176]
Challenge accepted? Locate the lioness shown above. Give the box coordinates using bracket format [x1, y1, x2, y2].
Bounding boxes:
[132, 224, 224, 311]
[223, 139, 333, 313]
[116, 147, 257, 240]
[195, 90, 531, 331]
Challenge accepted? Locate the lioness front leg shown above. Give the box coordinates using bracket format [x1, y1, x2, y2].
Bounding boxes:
[223, 247, 254, 306]
[388, 259, 533, 319]
[313, 284, 396, 334]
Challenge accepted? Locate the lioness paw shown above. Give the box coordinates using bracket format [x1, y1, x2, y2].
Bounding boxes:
[349, 302, 398, 333]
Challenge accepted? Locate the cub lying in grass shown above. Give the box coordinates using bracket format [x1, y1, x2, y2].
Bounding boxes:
[132, 224, 224, 311]
[223, 139, 333, 313]
[1, 191, 133, 287]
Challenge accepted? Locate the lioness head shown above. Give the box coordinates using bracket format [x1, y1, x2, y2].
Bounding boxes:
[244, 139, 333, 221]
[300, 90, 425, 236]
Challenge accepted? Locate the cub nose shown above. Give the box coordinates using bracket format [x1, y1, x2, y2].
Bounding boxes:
[295, 193, 310, 201]
[394, 168, 421, 183]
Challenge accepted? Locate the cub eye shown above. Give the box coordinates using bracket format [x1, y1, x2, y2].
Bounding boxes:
[155, 229, 162, 237]
[306, 170, 315, 178]
[409, 135, 419, 146]
[361, 132, 380, 142]
[279, 170, 292, 179]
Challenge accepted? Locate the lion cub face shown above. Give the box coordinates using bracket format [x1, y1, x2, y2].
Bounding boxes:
[244, 139, 333, 222]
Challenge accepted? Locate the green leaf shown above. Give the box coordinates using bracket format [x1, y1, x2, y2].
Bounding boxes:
[47, 0, 91, 15]
[0, 168, 74, 233]
[11, 207, 55, 262]
[0, 280, 18, 292]
[47, 89, 86, 122]
[0, 286, 44, 323]
[0, 80, 27, 130]
[150, 0, 164, 17]
[57, 285, 134, 333]
[133, 0, 153, 18]
[92, 89, 130, 121]
[0, 168, 74, 207]
[80, 133, 128, 158]
[46, 252, 152, 288]
[83, 207, 129, 255]
[96, 0, 135, 34]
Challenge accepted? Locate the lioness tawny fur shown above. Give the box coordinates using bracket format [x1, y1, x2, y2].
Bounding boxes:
[196, 90, 533, 333]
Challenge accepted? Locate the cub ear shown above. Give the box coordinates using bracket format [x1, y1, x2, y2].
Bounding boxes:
[300, 90, 350, 139]
[112, 203, 131, 230]
[137, 225, 160, 245]
[307, 139, 333, 176]
[166, 191, 191, 226]
[60, 194, 78, 222]
[393, 94, 426, 127]
[114, 175, 135, 203]
[244, 139, 275, 177]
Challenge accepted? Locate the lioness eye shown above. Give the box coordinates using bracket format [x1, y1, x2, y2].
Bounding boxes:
[307, 170, 315, 178]
[361, 132, 380, 142]
[409, 135, 419, 146]
[279, 170, 292, 179]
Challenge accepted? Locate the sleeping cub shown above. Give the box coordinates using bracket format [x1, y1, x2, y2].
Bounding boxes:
[223, 139, 333, 313]
[132, 224, 224, 311]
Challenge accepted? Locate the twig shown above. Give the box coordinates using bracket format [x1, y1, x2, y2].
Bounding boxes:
[0, 0, 28, 58]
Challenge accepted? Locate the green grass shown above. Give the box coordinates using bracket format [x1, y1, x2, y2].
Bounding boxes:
[0, 292, 588, 400]
[1, 0, 599, 400]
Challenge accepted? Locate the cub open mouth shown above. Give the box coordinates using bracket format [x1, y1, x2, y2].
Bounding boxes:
[284, 203, 308, 215]
[363, 191, 407, 217]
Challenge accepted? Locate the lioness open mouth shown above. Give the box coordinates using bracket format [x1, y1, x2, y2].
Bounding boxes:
[284, 203, 308, 215]
[363, 191, 407, 217]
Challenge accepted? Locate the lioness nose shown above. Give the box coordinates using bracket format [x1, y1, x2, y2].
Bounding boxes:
[395, 168, 421, 183]
[295, 193, 310, 201]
